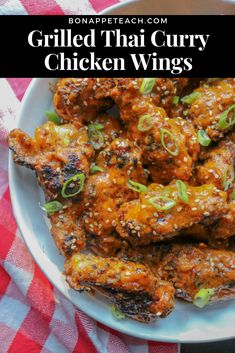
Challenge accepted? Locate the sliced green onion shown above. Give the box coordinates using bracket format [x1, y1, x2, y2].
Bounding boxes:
[90, 165, 104, 174]
[140, 78, 156, 95]
[173, 96, 179, 105]
[148, 196, 176, 211]
[193, 288, 214, 308]
[176, 180, 189, 203]
[88, 124, 104, 150]
[197, 129, 211, 147]
[137, 114, 153, 132]
[40, 200, 63, 215]
[61, 173, 85, 198]
[128, 179, 148, 193]
[181, 91, 201, 105]
[160, 128, 179, 157]
[218, 104, 235, 130]
[46, 111, 61, 124]
[110, 305, 125, 320]
[223, 167, 234, 191]
[88, 123, 104, 131]
[63, 137, 70, 145]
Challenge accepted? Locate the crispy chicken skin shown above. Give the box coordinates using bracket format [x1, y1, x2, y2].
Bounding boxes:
[50, 201, 86, 257]
[83, 137, 147, 239]
[9, 122, 93, 200]
[153, 243, 235, 304]
[187, 78, 235, 140]
[196, 139, 235, 192]
[117, 181, 228, 245]
[65, 253, 175, 322]
[181, 201, 235, 248]
[54, 78, 113, 125]
[210, 202, 235, 239]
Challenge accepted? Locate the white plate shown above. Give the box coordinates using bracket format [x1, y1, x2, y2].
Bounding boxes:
[9, 78, 235, 344]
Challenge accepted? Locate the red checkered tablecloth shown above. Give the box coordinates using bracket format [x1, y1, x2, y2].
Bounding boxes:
[0, 2, 180, 352]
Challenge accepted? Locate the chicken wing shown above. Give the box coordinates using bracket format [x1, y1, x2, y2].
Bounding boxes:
[83, 137, 147, 240]
[117, 181, 228, 245]
[9, 122, 94, 200]
[54, 78, 113, 125]
[186, 78, 235, 140]
[110, 78, 199, 183]
[65, 253, 174, 322]
[153, 243, 235, 304]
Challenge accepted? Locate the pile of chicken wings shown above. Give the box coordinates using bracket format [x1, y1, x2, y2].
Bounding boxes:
[9, 78, 235, 322]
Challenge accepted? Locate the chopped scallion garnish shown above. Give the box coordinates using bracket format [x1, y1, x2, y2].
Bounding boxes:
[40, 200, 63, 215]
[148, 195, 176, 211]
[46, 111, 61, 124]
[160, 128, 179, 156]
[181, 91, 201, 105]
[193, 288, 214, 308]
[197, 129, 211, 147]
[137, 114, 153, 132]
[128, 180, 148, 193]
[140, 78, 156, 95]
[176, 180, 189, 203]
[217, 104, 235, 130]
[90, 165, 104, 174]
[110, 305, 125, 320]
[173, 96, 179, 105]
[61, 173, 85, 198]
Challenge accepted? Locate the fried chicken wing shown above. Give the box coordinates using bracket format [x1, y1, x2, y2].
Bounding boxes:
[117, 181, 228, 245]
[9, 122, 93, 200]
[153, 243, 235, 304]
[54, 78, 113, 125]
[110, 78, 199, 183]
[65, 253, 174, 322]
[83, 138, 147, 241]
[196, 139, 235, 192]
[187, 78, 235, 140]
